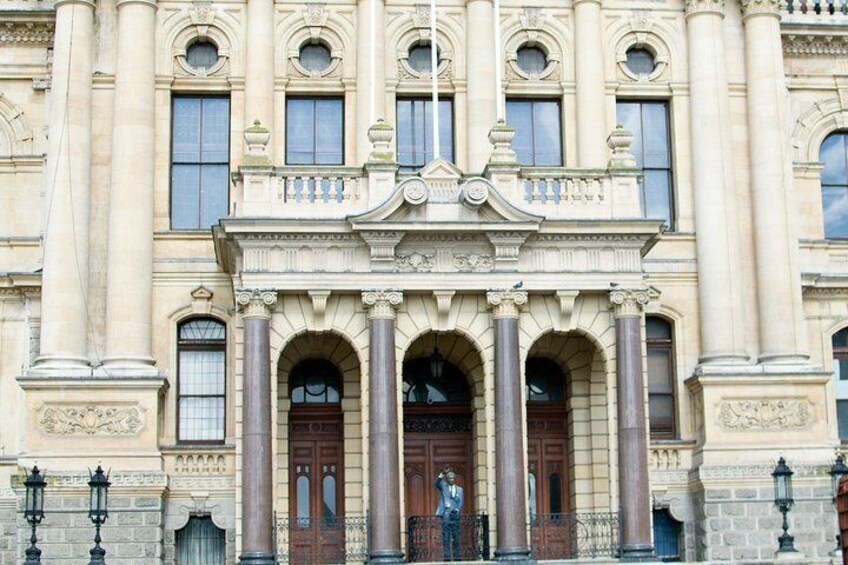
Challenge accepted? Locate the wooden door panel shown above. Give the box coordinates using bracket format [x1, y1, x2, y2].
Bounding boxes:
[528, 406, 571, 560]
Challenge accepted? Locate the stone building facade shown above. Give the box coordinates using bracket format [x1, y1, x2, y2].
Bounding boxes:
[1, 0, 848, 563]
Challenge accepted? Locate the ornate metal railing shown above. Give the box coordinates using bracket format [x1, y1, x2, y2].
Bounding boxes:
[276, 515, 368, 564]
[529, 512, 620, 561]
[407, 514, 490, 562]
[784, 0, 848, 15]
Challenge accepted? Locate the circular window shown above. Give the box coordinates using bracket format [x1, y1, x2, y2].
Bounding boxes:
[516, 46, 547, 76]
[626, 47, 655, 76]
[408, 44, 439, 74]
[186, 41, 219, 70]
[299, 43, 332, 73]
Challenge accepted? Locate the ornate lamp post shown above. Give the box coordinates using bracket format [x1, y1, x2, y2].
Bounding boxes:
[428, 340, 445, 380]
[830, 454, 848, 550]
[87, 465, 110, 565]
[772, 457, 797, 553]
[23, 466, 46, 565]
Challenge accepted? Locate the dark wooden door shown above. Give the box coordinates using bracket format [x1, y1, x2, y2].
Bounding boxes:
[289, 408, 345, 564]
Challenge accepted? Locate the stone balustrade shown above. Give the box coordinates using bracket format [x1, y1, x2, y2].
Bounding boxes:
[278, 167, 363, 205]
[649, 441, 695, 485]
[521, 168, 608, 206]
[784, 0, 848, 16]
[162, 446, 235, 476]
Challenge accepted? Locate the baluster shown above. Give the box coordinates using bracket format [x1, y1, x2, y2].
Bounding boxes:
[286, 177, 296, 202]
[328, 177, 339, 203]
[544, 179, 555, 207]
[842, 0, 847, 15]
[531, 179, 542, 203]
[346, 178, 356, 202]
[523, 179, 532, 203]
[299, 176, 310, 202]
[784, 0, 793, 13]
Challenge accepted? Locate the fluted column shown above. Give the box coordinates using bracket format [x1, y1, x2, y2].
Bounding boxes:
[237, 289, 278, 565]
[573, 0, 608, 168]
[609, 288, 654, 560]
[245, 0, 275, 154]
[487, 290, 532, 563]
[685, 0, 749, 364]
[355, 0, 386, 163]
[741, 0, 808, 364]
[466, 0, 497, 173]
[362, 290, 404, 564]
[34, 0, 95, 370]
[102, 0, 158, 369]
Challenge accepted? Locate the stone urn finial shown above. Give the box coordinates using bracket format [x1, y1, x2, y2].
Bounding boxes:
[368, 118, 395, 163]
[243, 119, 271, 166]
[607, 125, 637, 169]
[487, 119, 518, 166]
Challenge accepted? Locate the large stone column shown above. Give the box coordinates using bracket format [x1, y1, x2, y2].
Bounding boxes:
[741, 0, 808, 364]
[237, 289, 278, 565]
[685, 0, 749, 364]
[487, 290, 532, 563]
[362, 290, 404, 564]
[609, 288, 654, 560]
[102, 0, 157, 369]
[34, 0, 95, 370]
[355, 0, 386, 164]
[573, 0, 608, 168]
[466, 0, 497, 173]
[245, 0, 275, 153]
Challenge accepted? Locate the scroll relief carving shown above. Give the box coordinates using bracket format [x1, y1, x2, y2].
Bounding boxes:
[394, 252, 435, 272]
[38, 404, 145, 436]
[717, 399, 813, 430]
[453, 253, 493, 272]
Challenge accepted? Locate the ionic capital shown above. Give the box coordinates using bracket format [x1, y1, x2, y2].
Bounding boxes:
[54, 0, 97, 9]
[684, 0, 725, 17]
[609, 287, 650, 319]
[236, 288, 278, 319]
[115, 0, 157, 8]
[362, 290, 403, 320]
[740, 0, 781, 19]
[487, 290, 528, 319]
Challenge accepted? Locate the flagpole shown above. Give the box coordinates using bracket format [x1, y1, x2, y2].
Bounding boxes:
[430, 0, 440, 160]
[370, 0, 376, 124]
[493, 0, 504, 121]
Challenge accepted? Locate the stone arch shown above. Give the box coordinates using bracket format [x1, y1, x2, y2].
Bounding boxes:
[163, 495, 236, 565]
[0, 94, 34, 156]
[277, 5, 355, 79]
[606, 12, 682, 83]
[386, 6, 464, 83]
[160, 6, 240, 77]
[501, 8, 569, 82]
[792, 97, 848, 163]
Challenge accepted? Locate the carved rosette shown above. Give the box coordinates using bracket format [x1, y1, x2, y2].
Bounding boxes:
[362, 290, 404, 320]
[38, 404, 145, 436]
[487, 290, 528, 319]
[717, 399, 813, 430]
[684, 0, 725, 16]
[609, 287, 650, 318]
[739, 0, 781, 18]
[236, 288, 278, 319]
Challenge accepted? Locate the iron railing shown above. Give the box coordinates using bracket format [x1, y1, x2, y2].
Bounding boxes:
[529, 512, 620, 561]
[276, 515, 368, 564]
[407, 513, 490, 562]
[785, 0, 848, 14]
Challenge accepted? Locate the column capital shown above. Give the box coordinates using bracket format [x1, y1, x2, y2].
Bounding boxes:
[115, 0, 157, 8]
[684, 0, 725, 17]
[740, 0, 781, 19]
[54, 0, 97, 9]
[487, 289, 528, 319]
[362, 290, 403, 319]
[236, 289, 278, 319]
[609, 287, 650, 319]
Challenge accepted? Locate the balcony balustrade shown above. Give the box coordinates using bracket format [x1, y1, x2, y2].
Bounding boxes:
[276, 515, 369, 565]
[529, 512, 621, 561]
[784, 0, 848, 16]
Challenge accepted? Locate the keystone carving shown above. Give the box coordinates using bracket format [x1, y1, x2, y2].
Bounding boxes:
[38, 404, 145, 436]
[717, 399, 813, 430]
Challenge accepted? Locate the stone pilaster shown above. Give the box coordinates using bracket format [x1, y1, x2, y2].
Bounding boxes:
[102, 0, 158, 370]
[486, 290, 532, 563]
[356, 0, 387, 163]
[573, 0, 608, 168]
[740, 0, 809, 364]
[244, 0, 275, 154]
[609, 287, 654, 560]
[684, 0, 750, 364]
[237, 289, 277, 565]
[362, 290, 404, 564]
[467, 0, 497, 173]
[34, 0, 96, 371]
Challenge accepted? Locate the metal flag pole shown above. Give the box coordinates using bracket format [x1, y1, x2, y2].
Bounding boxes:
[493, 0, 504, 121]
[430, 0, 440, 160]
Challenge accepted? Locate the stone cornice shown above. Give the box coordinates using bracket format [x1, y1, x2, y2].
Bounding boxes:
[684, 0, 725, 17]
[235, 288, 277, 319]
[783, 33, 848, 57]
[486, 289, 527, 318]
[0, 17, 55, 46]
[361, 290, 403, 319]
[609, 286, 650, 318]
[740, 0, 781, 18]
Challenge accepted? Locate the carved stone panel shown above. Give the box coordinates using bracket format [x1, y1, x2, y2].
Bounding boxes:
[716, 398, 813, 431]
[37, 403, 146, 436]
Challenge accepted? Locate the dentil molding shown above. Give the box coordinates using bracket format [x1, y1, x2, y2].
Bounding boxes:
[37, 403, 146, 436]
[717, 398, 813, 430]
[0, 21, 55, 45]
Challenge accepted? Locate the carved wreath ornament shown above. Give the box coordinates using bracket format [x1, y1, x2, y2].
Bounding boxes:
[717, 399, 812, 431]
[38, 404, 145, 436]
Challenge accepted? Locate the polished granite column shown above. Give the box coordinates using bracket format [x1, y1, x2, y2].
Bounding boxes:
[610, 287, 654, 561]
[487, 290, 533, 563]
[237, 289, 278, 565]
[362, 290, 404, 564]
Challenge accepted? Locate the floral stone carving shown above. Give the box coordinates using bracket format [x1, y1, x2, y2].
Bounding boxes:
[717, 399, 812, 430]
[38, 404, 145, 436]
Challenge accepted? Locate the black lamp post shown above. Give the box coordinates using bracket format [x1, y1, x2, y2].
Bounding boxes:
[23, 466, 46, 565]
[831, 454, 848, 502]
[429, 334, 445, 380]
[87, 465, 110, 565]
[772, 457, 797, 553]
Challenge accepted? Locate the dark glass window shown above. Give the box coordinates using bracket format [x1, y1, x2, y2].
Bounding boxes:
[525, 357, 565, 403]
[653, 509, 682, 561]
[820, 132, 848, 238]
[516, 47, 547, 76]
[300, 43, 332, 73]
[833, 328, 848, 440]
[396, 98, 454, 170]
[171, 96, 230, 229]
[186, 41, 218, 70]
[402, 357, 470, 404]
[617, 100, 674, 230]
[176, 517, 226, 565]
[506, 100, 562, 166]
[286, 98, 344, 165]
[178, 319, 226, 443]
[408, 44, 437, 73]
[290, 359, 342, 404]
[647, 317, 676, 439]
[626, 48, 655, 76]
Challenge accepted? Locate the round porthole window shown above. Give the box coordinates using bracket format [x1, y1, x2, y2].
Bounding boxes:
[186, 41, 218, 70]
[299, 43, 332, 73]
[408, 43, 439, 73]
[626, 47, 656, 76]
[516, 46, 547, 76]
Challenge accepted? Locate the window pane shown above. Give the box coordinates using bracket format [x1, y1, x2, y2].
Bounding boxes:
[315, 99, 343, 164]
[180, 319, 225, 341]
[201, 98, 229, 163]
[439, 100, 454, 163]
[653, 509, 681, 560]
[397, 99, 453, 168]
[506, 101, 533, 165]
[180, 350, 225, 395]
[179, 397, 225, 441]
[647, 349, 673, 394]
[397, 100, 415, 166]
[549, 472, 562, 515]
[322, 474, 337, 519]
[172, 165, 201, 229]
[173, 98, 202, 163]
[649, 395, 674, 434]
[413, 99, 426, 166]
[408, 45, 434, 73]
[616, 102, 643, 166]
[839, 399, 848, 440]
[837, 356, 848, 382]
[528, 472, 537, 519]
[834, 329, 848, 348]
[821, 133, 848, 186]
[517, 47, 547, 76]
[626, 49, 655, 76]
[287, 99, 316, 164]
[200, 165, 230, 228]
[186, 42, 219, 71]
[300, 44, 331, 73]
[642, 103, 670, 168]
[644, 169, 673, 228]
[823, 185, 848, 238]
[297, 475, 311, 521]
[646, 317, 672, 340]
[177, 517, 226, 565]
[532, 101, 562, 166]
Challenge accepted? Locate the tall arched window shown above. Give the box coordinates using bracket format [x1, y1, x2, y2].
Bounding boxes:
[177, 318, 226, 443]
[646, 317, 676, 439]
[820, 131, 848, 238]
[176, 516, 226, 564]
[833, 328, 848, 440]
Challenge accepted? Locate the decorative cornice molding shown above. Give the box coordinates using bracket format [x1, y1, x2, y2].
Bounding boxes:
[37, 403, 146, 436]
[235, 288, 277, 319]
[487, 289, 527, 318]
[609, 287, 650, 318]
[0, 21, 55, 45]
[14, 470, 168, 490]
[783, 34, 848, 57]
[717, 398, 813, 430]
[361, 290, 403, 319]
[684, 0, 725, 16]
